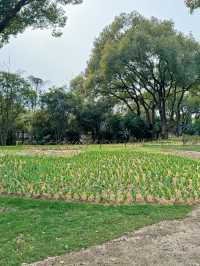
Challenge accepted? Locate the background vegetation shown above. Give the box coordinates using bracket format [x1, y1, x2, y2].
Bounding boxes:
[0, 1, 200, 145]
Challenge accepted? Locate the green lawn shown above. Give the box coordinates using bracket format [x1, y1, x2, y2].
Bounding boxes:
[0, 196, 192, 266]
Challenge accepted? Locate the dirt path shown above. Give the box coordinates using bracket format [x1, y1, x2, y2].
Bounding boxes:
[25, 206, 200, 266]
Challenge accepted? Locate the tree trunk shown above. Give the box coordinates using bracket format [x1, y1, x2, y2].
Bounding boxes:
[175, 110, 182, 136]
[160, 121, 168, 139]
[0, 130, 8, 146]
[159, 99, 168, 139]
[175, 90, 185, 137]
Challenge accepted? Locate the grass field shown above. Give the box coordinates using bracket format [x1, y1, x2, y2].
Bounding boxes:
[0, 144, 199, 204]
[0, 196, 192, 266]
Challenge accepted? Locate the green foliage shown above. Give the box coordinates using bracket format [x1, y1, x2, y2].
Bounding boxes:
[70, 73, 87, 97]
[124, 112, 152, 140]
[183, 119, 200, 136]
[0, 0, 83, 46]
[0, 148, 199, 203]
[1, 72, 199, 145]
[28, 86, 154, 144]
[36, 88, 79, 143]
[186, 0, 200, 11]
[180, 87, 200, 131]
[0, 72, 36, 145]
[86, 12, 200, 139]
[77, 99, 114, 142]
[31, 111, 51, 142]
[1, 11, 200, 144]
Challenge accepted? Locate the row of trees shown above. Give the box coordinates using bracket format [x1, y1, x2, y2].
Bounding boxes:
[0, 67, 199, 145]
[0, 71, 155, 145]
[0, 2, 200, 144]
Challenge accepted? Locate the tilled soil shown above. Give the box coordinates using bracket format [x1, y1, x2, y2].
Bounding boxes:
[1, 149, 80, 157]
[24, 206, 200, 266]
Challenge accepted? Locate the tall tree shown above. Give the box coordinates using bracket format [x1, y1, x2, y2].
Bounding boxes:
[41, 87, 77, 143]
[86, 12, 200, 138]
[0, 71, 35, 145]
[28, 75, 47, 110]
[70, 74, 87, 97]
[0, 0, 82, 46]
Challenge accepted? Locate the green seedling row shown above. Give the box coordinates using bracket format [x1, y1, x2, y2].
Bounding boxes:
[0, 150, 199, 204]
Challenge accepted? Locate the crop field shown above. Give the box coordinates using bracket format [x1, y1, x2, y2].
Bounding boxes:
[0, 145, 199, 204]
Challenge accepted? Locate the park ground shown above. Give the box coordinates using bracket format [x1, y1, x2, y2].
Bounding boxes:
[25, 204, 200, 266]
[0, 142, 199, 266]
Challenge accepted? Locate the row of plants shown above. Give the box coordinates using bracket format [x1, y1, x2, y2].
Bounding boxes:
[0, 150, 199, 204]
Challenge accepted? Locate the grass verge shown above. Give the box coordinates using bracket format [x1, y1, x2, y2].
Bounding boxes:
[0, 196, 192, 266]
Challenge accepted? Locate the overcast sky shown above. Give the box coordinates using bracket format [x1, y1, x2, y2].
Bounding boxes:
[0, 0, 199, 87]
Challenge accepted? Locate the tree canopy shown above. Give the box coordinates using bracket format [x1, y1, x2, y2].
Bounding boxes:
[0, 0, 82, 46]
[186, 0, 200, 11]
[0, 71, 36, 145]
[86, 12, 200, 138]
[0, 6, 199, 145]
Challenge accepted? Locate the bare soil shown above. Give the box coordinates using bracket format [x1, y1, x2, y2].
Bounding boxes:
[167, 150, 200, 160]
[15, 149, 80, 157]
[24, 205, 200, 266]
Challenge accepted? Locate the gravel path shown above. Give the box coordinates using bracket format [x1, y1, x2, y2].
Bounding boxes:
[25, 206, 200, 266]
